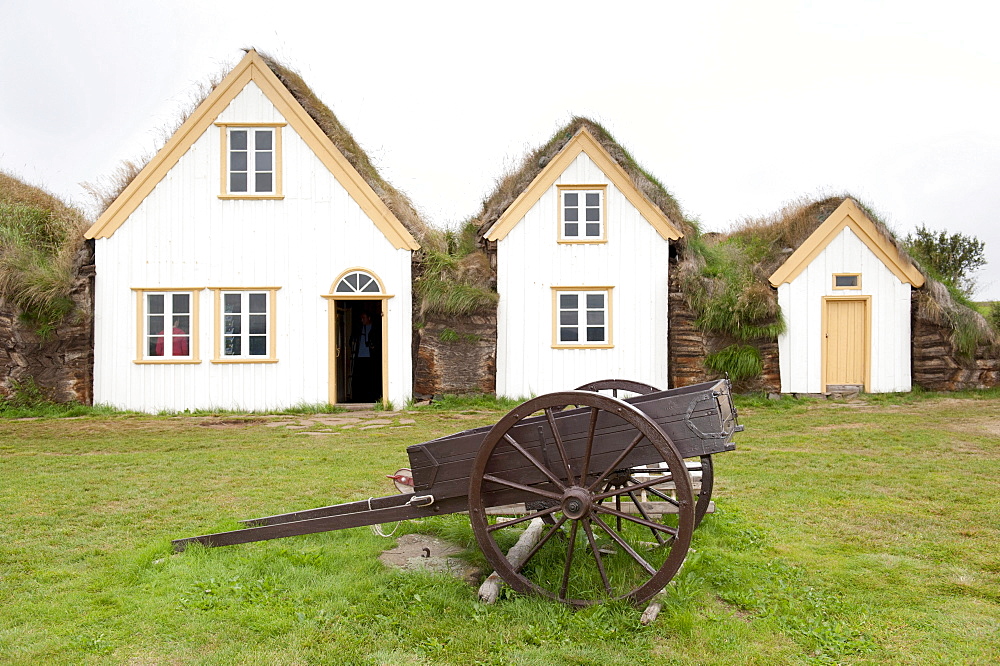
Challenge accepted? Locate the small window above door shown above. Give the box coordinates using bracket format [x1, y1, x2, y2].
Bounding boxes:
[335, 270, 384, 294]
[833, 273, 861, 290]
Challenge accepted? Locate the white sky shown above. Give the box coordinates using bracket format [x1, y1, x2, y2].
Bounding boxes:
[2, 0, 999, 297]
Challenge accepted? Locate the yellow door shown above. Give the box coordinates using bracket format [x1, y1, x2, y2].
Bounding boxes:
[824, 298, 867, 389]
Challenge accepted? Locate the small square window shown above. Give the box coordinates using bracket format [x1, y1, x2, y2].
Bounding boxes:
[553, 288, 612, 347]
[134, 289, 201, 363]
[558, 186, 606, 242]
[218, 124, 282, 198]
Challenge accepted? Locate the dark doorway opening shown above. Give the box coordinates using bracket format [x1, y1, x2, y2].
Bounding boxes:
[335, 300, 383, 403]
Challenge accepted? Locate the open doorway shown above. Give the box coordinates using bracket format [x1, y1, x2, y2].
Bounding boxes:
[334, 300, 383, 403]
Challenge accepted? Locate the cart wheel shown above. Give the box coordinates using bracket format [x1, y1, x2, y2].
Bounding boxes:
[468, 391, 695, 606]
[574, 380, 715, 529]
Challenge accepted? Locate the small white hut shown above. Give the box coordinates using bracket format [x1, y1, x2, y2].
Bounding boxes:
[769, 198, 925, 393]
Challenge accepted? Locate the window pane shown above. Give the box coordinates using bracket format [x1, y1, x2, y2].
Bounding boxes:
[225, 336, 241, 356]
[224, 314, 241, 335]
[254, 130, 272, 150]
[587, 310, 604, 325]
[560, 310, 578, 325]
[249, 314, 267, 335]
[224, 294, 241, 313]
[586, 294, 604, 309]
[148, 337, 163, 357]
[248, 336, 266, 356]
[835, 275, 858, 287]
[560, 327, 579, 342]
[361, 277, 379, 292]
[230, 130, 247, 150]
[255, 151, 272, 171]
[564, 223, 578, 237]
[255, 173, 273, 193]
[586, 192, 600, 206]
[147, 294, 164, 314]
[335, 279, 352, 292]
[586, 223, 600, 237]
[148, 315, 164, 335]
[346, 273, 359, 290]
[586, 207, 600, 222]
[563, 207, 579, 222]
[560, 294, 578, 309]
[174, 315, 190, 334]
[586, 326, 605, 342]
[249, 293, 267, 313]
[230, 173, 247, 192]
[173, 336, 190, 356]
[230, 151, 247, 171]
[172, 293, 190, 313]
[564, 192, 578, 206]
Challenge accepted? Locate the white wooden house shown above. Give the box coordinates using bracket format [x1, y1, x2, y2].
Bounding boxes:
[768, 198, 925, 393]
[481, 123, 685, 397]
[85, 50, 421, 412]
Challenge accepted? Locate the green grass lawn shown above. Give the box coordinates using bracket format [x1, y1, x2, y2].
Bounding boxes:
[1, 394, 998, 664]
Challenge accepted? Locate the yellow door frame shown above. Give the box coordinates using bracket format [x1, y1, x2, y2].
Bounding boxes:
[821, 295, 872, 393]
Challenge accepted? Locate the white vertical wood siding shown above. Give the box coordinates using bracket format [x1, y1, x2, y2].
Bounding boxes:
[92, 81, 413, 411]
[495, 152, 671, 398]
[776, 226, 912, 394]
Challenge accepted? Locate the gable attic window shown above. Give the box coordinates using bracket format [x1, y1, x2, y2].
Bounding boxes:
[558, 185, 607, 243]
[833, 273, 861, 290]
[132, 288, 203, 364]
[552, 287, 613, 348]
[210, 288, 280, 363]
[216, 124, 285, 198]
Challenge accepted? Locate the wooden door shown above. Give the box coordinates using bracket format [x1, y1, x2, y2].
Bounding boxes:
[824, 298, 868, 390]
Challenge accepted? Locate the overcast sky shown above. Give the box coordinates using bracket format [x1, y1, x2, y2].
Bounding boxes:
[3, 0, 999, 297]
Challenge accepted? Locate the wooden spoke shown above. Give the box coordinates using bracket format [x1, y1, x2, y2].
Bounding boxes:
[482, 473, 563, 502]
[501, 434, 567, 491]
[591, 514, 658, 576]
[581, 518, 613, 596]
[593, 474, 671, 501]
[625, 488, 666, 545]
[588, 431, 645, 492]
[594, 504, 679, 537]
[559, 521, 580, 600]
[544, 407, 576, 484]
[486, 504, 560, 533]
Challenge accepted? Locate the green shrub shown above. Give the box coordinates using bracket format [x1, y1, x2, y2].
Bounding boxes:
[704, 344, 763, 382]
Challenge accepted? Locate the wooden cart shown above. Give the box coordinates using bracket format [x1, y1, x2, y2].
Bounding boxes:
[174, 378, 741, 606]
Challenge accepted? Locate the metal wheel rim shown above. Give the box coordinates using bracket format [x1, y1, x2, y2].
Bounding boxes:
[468, 391, 695, 607]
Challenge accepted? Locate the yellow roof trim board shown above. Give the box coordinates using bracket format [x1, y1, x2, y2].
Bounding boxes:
[85, 50, 419, 251]
[484, 128, 682, 242]
[768, 198, 925, 288]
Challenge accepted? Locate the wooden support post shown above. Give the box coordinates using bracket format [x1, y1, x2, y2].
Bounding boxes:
[477, 518, 546, 604]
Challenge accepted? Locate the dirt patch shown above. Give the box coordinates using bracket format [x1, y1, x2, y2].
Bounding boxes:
[378, 534, 481, 585]
[197, 417, 268, 428]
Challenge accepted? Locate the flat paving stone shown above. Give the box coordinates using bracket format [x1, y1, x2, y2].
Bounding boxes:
[378, 534, 480, 585]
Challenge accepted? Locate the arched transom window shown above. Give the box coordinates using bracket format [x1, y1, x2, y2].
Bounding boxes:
[335, 270, 383, 294]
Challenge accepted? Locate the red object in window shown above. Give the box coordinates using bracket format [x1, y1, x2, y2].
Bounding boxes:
[154, 327, 190, 357]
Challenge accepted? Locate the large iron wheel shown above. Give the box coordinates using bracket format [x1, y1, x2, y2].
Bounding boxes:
[468, 391, 695, 606]
[574, 380, 715, 529]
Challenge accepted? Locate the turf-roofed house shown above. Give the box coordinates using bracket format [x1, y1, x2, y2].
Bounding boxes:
[476, 119, 695, 397]
[85, 50, 426, 412]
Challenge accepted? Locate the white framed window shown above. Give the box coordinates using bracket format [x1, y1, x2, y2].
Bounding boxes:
[210, 288, 280, 363]
[216, 124, 284, 198]
[132, 288, 202, 363]
[335, 270, 383, 294]
[552, 287, 613, 348]
[558, 185, 606, 242]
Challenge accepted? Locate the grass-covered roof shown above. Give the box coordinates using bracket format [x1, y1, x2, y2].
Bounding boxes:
[0, 171, 90, 335]
[472, 116, 698, 245]
[682, 194, 996, 358]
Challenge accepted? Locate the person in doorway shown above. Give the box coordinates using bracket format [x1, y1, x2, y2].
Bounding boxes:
[350, 311, 381, 402]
